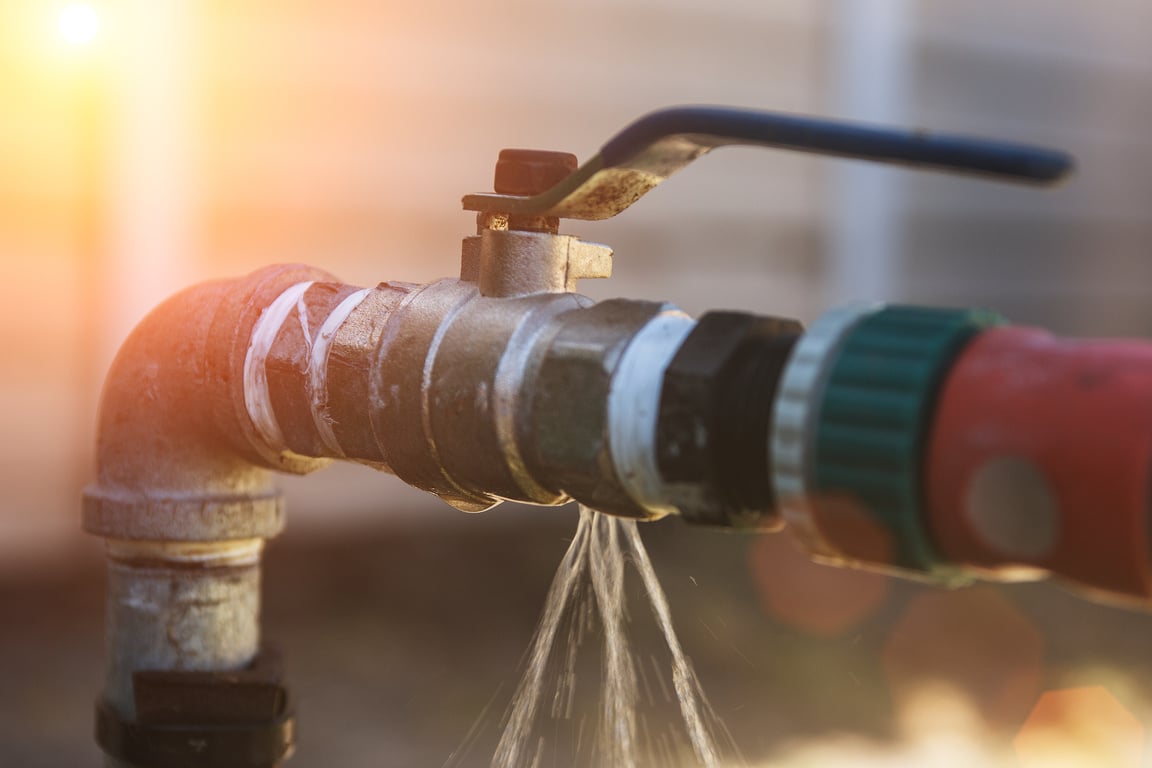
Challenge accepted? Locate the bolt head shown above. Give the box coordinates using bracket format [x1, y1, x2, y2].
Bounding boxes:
[494, 149, 578, 196]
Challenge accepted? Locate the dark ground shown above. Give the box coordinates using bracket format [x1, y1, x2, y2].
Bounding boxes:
[2, 503, 1151, 767]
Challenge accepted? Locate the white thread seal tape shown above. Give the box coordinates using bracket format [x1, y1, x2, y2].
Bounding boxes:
[308, 288, 373, 456]
[608, 311, 696, 517]
[243, 281, 315, 455]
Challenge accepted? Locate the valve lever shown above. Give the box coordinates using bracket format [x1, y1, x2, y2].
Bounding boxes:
[463, 105, 1074, 221]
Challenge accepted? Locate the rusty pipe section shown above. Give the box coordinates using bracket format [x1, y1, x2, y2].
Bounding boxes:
[84, 260, 700, 765]
[84, 264, 335, 545]
[232, 272, 683, 517]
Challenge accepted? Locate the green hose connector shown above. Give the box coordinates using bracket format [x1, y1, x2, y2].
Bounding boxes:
[811, 305, 1004, 580]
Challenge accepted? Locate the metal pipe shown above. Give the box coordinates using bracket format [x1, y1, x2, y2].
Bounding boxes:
[85, 264, 334, 767]
[228, 273, 685, 516]
[82, 253, 740, 765]
[102, 540, 264, 718]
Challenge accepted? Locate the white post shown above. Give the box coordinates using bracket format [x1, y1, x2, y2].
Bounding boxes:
[826, 0, 911, 304]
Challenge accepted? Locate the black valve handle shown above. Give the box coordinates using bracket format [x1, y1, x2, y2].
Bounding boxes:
[463, 105, 1074, 221]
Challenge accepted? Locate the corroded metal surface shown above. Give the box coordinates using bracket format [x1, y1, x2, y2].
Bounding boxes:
[103, 540, 263, 720]
[477, 229, 612, 298]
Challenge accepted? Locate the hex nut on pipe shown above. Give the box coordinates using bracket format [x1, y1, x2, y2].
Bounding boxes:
[525, 298, 673, 518]
[657, 311, 803, 528]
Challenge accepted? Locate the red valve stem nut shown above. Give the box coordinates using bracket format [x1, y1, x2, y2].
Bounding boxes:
[493, 149, 578, 196]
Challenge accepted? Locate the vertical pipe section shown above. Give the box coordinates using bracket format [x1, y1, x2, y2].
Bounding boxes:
[102, 540, 263, 719]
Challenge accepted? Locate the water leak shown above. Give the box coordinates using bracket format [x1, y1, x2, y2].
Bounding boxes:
[487, 506, 742, 768]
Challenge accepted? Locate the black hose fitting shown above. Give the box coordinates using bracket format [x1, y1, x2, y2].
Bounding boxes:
[656, 312, 802, 528]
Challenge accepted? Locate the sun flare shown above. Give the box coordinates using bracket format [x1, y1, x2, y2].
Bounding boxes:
[57, 2, 101, 47]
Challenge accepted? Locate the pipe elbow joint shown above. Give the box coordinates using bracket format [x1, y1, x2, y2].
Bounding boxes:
[83, 264, 334, 543]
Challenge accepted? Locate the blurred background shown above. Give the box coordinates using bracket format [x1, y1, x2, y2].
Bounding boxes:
[2, 0, 1152, 765]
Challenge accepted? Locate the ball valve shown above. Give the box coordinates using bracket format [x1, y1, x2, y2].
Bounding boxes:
[85, 105, 1106, 767]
